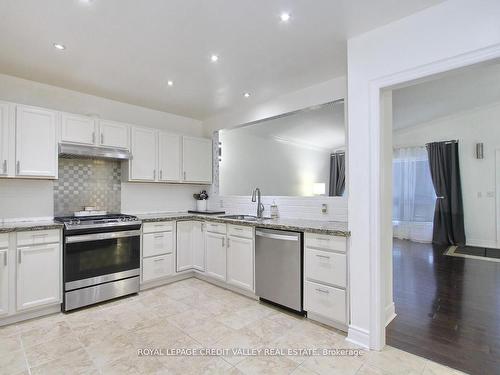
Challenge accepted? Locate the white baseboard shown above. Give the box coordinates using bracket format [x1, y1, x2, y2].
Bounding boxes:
[0, 304, 61, 327]
[140, 271, 194, 290]
[194, 272, 258, 300]
[346, 324, 370, 349]
[466, 238, 498, 249]
[385, 302, 396, 326]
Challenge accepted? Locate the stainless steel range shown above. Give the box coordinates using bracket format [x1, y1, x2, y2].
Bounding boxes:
[55, 214, 142, 311]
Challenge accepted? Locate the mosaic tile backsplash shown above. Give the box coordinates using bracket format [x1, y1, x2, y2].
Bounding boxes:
[54, 158, 121, 216]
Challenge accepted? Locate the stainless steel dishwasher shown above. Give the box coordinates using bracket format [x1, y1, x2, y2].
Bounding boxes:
[255, 228, 303, 313]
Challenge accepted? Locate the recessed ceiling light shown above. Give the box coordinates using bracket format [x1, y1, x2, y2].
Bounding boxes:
[280, 12, 291, 22]
[167, 80, 174, 86]
[53, 43, 66, 50]
[244, 92, 250, 98]
[210, 54, 219, 62]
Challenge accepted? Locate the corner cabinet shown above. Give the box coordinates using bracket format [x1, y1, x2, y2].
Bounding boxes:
[182, 136, 212, 184]
[176, 221, 205, 272]
[15, 105, 57, 178]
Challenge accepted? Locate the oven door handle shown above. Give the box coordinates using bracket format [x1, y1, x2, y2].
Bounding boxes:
[65, 230, 141, 244]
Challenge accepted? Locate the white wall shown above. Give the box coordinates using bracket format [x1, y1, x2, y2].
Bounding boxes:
[0, 74, 205, 220]
[220, 130, 331, 197]
[347, 0, 500, 349]
[393, 101, 500, 248]
[0, 179, 53, 221]
[121, 183, 206, 214]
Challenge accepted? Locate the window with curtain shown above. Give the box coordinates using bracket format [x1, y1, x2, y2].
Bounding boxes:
[393, 146, 435, 243]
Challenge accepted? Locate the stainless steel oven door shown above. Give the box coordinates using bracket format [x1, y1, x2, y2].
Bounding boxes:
[64, 230, 140, 290]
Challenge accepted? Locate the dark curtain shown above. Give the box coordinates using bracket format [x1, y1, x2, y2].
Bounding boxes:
[329, 152, 345, 196]
[426, 141, 466, 245]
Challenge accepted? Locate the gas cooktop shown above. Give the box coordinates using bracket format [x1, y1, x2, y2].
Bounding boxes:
[55, 214, 141, 230]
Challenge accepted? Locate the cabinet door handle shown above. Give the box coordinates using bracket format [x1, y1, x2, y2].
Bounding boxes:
[153, 169, 156, 180]
[16, 161, 20, 175]
[315, 288, 330, 294]
[18, 250, 22, 264]
[183, 171, 186, 180]
[92, 132, 96, 144]
[159, 170, 162, 180]
[316, 254, 330, 259]
[2, 160, 6, 174]
[222, 237, 225, 247]
[227, 238, 230, 248]
[3, 252, 6, 266]
[100, 133, 104, 144]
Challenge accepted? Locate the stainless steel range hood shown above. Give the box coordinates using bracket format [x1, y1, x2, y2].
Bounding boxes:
[58, 143, 131, 160]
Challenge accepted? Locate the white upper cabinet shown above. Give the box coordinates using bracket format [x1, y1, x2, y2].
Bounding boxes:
[98, 120, 129, 149]
[61, 113, 96, 145]
[182, 136, 212, 183]
[130, 127, 157, 181]
[158, 132, 181, 182]
[15, 105, 57, 178]
[0, 102, 12, 177]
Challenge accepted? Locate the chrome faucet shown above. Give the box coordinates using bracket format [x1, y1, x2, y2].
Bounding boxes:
[251, 187, 265, 218]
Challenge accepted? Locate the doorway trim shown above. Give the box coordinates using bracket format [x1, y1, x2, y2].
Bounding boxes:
[368, 43, 500, 350]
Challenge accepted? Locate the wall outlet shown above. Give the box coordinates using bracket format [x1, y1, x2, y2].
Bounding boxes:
[321, 203, 328, 214]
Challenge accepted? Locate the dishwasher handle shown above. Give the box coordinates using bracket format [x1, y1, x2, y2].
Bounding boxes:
[256, 230, 299, 241]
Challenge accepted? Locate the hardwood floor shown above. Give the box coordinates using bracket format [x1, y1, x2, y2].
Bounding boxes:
[387, 239, 500, 375]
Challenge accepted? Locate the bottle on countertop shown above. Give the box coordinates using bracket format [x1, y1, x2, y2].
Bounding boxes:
[270, 200, 279, 219]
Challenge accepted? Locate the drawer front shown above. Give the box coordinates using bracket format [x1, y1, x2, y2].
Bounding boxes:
[0, 234, 8, 249]
[305, 281, 346, 324]
[143, 221, 174, 234]
[142, 254, 173, 282]
[17, 229, 60, 246]
[305, 233, 346, 253]
[143, 232, 173, 257]
[205, 222, 227, 235]
[305, 249, 346, 288]
[227, 224, 253, 239]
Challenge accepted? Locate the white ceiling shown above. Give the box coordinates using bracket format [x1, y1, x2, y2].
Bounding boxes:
[224, 100, 345, 151]
[393, 60, 500, 130]
[0, 0, 443, 120]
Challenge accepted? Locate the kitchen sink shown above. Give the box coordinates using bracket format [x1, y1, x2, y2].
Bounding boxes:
[220, 215, 271, 221]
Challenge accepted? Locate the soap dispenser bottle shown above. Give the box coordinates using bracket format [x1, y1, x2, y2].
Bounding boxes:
[270, 200, 279, 219]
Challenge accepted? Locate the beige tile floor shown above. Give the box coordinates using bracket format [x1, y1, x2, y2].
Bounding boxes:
[0, 278, 466, 375]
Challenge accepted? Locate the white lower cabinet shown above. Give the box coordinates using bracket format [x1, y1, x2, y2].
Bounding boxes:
[304, 281, 346, 324]
[143, 254, 173, 282]
[176, 221, 205, 272]
[303, 232, 348, 327]
[17, 242, 61, 311]
[205, 231, 227, 282]
[227, 235, 254, 291]
[0, 245, 8, 316]
[142, 221, 174, 283]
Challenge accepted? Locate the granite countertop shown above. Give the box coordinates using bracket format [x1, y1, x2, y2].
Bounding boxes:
[0, 220, 63, 234]
[135, 212, 350, 237]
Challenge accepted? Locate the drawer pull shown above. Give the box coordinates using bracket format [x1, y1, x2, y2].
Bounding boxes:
[233, 228, 243, 231]
[315, 288, 330, 294]
[316, 254, 330, 259]
[153, 258, 164, 262]
[154, 234, 164, 238]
